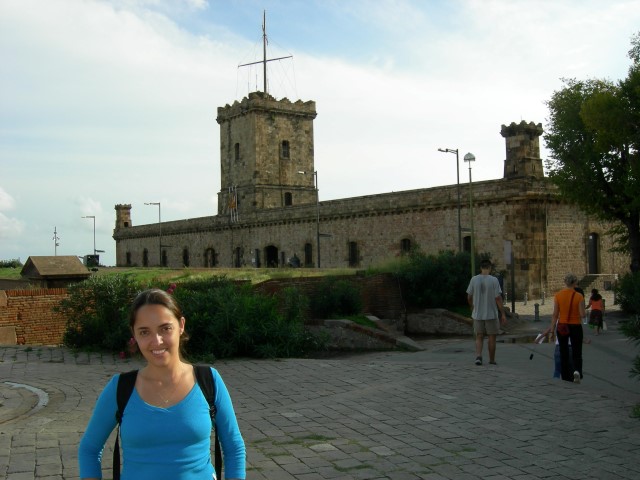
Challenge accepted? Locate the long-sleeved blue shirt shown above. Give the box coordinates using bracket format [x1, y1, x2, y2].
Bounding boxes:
[79, 367, 245, 479]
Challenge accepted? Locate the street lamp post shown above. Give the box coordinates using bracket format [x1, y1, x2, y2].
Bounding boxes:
[81, 215, 96, 256]
[145, 202, 162, 266]
[298, 170, 320, 268]
[463, 153, 476, 277]
[438, 148, 461, 252]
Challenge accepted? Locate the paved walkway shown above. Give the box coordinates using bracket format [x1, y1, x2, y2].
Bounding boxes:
[1, 294, 639, 480]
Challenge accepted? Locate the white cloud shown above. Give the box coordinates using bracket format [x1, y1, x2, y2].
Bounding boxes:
[0, 187, 16, 211]
[0, 186, 24, 240]
[0, 213, 25, 239]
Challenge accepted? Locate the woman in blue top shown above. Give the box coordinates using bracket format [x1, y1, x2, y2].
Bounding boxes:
[79, 288, 246, 480]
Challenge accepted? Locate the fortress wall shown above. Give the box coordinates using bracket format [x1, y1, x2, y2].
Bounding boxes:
[114, 178, 629, 298]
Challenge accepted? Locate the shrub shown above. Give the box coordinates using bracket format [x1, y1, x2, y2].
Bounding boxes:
[309, 277, 363, 319]
[0, 259, 22, 268]
[59, 275, 142, 351]
[394, 250, 474, 309]
[173, 277, 325, 359]
[615, 272, 640, 314]
[616, 272, 640, 381]
[620, 315, 640, 379]
[59, 274, 325, 359]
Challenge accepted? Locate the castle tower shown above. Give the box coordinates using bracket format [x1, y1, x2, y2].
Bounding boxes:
[114, 204, 132, 230]
[500, 121, 544, 179]
[216, 91, 318, 216]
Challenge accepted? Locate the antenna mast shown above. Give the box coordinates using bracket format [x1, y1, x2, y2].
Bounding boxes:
[52, 226, 60, 256]
[262, 10, 267, 93]
[238, 10, 292, 96]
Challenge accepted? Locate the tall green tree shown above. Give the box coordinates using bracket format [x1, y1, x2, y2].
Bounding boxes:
[544, 32, 640, 272]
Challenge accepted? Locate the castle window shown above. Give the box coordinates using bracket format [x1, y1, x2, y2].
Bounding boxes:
[234, 247, 242, 268]
[284, 192, 293, 206]
[182, 248, 190, 267]
[124, 221, 129, 227]
[463, 236, 471, 253]
[161, 250, 168, 267]
[348, 241, 359, 267]
[234, 143, 240, 161]
[143, 249, 149, 267]
[304, 242, 313, 267]
[281, 140, 290, 159]
[126, 252, 132, 266]
[400, 238, 411, 254]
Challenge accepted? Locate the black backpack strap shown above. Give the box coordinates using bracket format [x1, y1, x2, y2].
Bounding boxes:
[113, 370, 138, 480]
[194, 365, 221, 480]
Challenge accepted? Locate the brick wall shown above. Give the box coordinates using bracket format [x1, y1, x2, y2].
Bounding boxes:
[253, 273, 405, 320]
[0, 289, 69, 345]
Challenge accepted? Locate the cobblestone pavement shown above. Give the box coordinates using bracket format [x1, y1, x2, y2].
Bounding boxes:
[1, 295, 639, 480]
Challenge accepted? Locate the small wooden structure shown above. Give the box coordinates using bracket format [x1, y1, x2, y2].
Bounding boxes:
[20, 256, 91, 288]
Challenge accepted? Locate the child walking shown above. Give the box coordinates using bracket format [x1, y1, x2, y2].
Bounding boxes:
[587, 288, 605, 335]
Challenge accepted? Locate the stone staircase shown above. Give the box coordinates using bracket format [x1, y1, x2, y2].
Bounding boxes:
[578, 273, 618, 294]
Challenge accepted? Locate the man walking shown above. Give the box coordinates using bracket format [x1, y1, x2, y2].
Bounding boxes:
[466, 259, 507, 365]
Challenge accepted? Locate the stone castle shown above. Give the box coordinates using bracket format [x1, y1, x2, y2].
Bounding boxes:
[113, 91, 627, 298]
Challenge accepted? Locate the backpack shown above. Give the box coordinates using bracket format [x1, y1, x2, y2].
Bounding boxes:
[113, 365, 222, 480]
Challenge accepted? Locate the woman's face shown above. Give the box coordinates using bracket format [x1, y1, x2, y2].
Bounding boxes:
[132, 304, 185, 366]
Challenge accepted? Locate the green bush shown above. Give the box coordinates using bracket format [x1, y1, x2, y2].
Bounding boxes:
[620, 316, 640, 379]
[168, 277, 325, 359]
[309, 277, 363, 319]
[58, 275, 142, 351]
[616, 272, 640, 380]
[394, 250, 475, 309]
[615, 272, 640, 314]
[60, 274, 325, 359]
[0, 259, 22, 268]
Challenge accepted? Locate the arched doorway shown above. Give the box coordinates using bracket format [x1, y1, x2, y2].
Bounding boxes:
[234, 247, 242, 268]
[265, 245, 279, 267]
[204, 248, 216, 267]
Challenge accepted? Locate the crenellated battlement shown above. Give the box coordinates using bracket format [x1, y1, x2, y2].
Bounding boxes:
[216, 91, 316, 124]
[500, 120, 543, 138]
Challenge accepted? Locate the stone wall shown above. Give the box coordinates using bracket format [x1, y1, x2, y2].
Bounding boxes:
[0, 289, 69, 345]
[254, 273, 405, 321]
[309, 320, 399, 351]
[406, 309, 473, 336]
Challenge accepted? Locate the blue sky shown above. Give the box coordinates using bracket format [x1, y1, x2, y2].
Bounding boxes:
[1, 0, 639, 267]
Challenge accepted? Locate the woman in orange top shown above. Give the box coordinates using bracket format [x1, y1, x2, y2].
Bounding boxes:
[587, 288, 605, 335]
[544, 273, 586, 383]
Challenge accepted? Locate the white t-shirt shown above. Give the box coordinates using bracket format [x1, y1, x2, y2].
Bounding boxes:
[466, 273, 502, 320]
